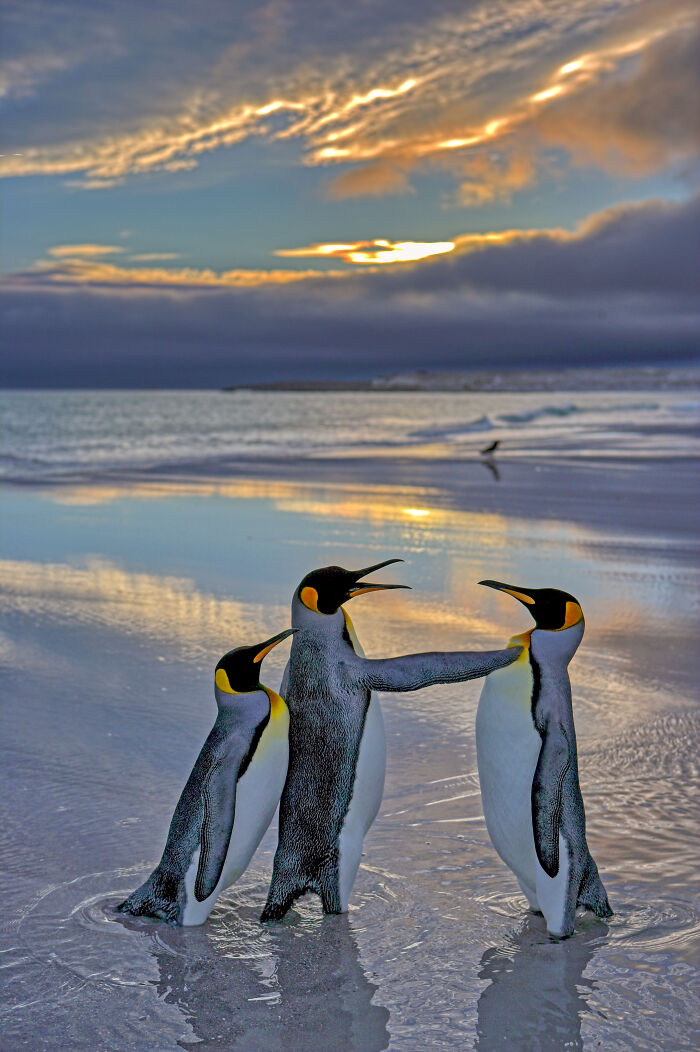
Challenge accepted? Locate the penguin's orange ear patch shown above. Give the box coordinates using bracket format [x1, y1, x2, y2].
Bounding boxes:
[215, 668, 235, 693]
[300, 586, 320, 612]
[559, 601, 583, 629]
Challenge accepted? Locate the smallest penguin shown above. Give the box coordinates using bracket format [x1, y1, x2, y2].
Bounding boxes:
[117, 629, 293, 926]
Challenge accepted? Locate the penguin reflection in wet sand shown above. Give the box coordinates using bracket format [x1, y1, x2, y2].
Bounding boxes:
[117, 630, 293, 926]
[476, 583, 612, 938]
[261, 560, 521, 921]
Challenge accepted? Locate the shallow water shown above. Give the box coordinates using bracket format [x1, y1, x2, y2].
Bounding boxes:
[1, 457, 698, 1050]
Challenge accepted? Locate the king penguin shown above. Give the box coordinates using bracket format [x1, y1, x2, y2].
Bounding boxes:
[475, 581, 612, 938]
[261, 559, 521, 921]
[117, 629, 293, 926]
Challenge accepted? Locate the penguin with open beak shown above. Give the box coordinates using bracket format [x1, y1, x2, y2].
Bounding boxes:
[475, 582, 612, 937]
[261, 559, 521, 921]
[117, 629, 294, 925]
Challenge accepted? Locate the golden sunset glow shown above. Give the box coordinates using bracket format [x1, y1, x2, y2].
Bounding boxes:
[0, 557, 284, 657]
[47, 244, 125, 258]
[342, 78, 418, 112]
[0, 14, 688, 189]
[21, 216, 601, 290]
[3, 0, 696, 385]
[276, 238, 455, 264]
[32, 256, 343, 287]
[530, 86, 565, 104]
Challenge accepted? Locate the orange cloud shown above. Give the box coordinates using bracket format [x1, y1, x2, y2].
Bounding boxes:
[320, 15, 697, 199]
[47, 243, 125, 258]
[18, 225, 562, 292]
[3, 2, 694, 196]
[276, 238, 455, 264]
[456, 147, 539, 207]
[531, 22, 700, 175]
[28, 256, 345, 288]
[14, 198, 688, 296]
[128, 252, 181, 262]
[324, 161, 414, 199]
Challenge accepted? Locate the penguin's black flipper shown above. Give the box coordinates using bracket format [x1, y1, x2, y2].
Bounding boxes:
[194, 759, 239, 902]
[361, 647, 521, 692]
[531, 719, 571, 878]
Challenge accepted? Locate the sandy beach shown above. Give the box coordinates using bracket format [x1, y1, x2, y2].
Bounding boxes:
[1, 393, 699, 1051]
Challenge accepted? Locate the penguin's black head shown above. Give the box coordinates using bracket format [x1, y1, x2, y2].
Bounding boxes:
[215, 629, 294, 693]
[479, 581, 584, 631]
[297, 558, 410, 615]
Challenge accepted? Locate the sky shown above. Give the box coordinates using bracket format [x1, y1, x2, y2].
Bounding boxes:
[1, 0, 699, 386]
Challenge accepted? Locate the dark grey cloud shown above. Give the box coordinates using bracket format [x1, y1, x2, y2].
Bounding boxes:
[1, 194, 698, 387]
[374, 195, 700, 297]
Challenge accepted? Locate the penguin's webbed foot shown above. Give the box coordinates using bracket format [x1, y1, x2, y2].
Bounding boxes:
[260, 890, 302, 922]
[589, 898, 614, 919]
[577, 862, 613, 918]
[116, 883, 181, 924]
[319, 884, 344, 915]
[260, 903, 288, 923]
[261, 863, 313, 922]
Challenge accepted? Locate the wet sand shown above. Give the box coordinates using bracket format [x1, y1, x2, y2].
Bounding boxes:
[1, 455, 698, 1051]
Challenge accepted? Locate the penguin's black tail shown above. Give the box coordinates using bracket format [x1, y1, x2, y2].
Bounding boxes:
[577, 859, 613, 918]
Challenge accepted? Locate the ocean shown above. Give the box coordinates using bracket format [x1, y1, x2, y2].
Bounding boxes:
[1, 388, 699, 480]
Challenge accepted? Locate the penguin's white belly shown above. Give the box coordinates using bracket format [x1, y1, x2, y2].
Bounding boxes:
[337, 693, 386, 910]
[476, 655, 541, 893]
[182, 711, 289, 925]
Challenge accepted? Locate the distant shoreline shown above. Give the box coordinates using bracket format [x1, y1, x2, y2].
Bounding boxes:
[222, 364, 700, 393]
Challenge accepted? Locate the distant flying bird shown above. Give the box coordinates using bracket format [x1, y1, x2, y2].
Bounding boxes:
[480, 440, 500, 455]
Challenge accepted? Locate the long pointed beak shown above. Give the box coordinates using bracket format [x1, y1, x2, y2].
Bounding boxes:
[478, 580, 536, 606]
[347, 558, 410, 599]
[347, 583, 411, 598]
[253, 628, 296, 663]
[353, 557, 404, 580]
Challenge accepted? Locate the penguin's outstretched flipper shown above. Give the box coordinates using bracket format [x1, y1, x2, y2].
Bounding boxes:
[531, 718, 571, 878]
[361, 647, 521, 693]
